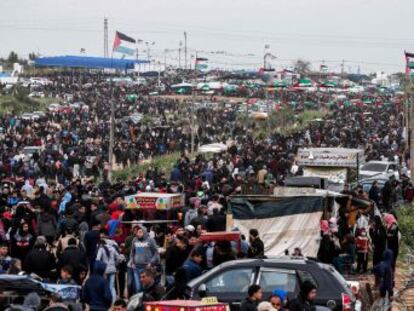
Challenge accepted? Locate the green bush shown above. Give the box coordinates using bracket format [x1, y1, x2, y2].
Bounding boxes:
[396, 204, 414, 250]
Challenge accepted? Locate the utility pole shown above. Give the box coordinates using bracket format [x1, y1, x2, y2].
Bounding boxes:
[164, 49, 168, 71]
[179, 41, 183, 69]
[407, 77, 414, 181]
[341, 59, 345, 78]
[190, 51, 196, 153]
[108, 97, 115, 182]
[104, 17, 108, 58]
[184, 32, 188, 70]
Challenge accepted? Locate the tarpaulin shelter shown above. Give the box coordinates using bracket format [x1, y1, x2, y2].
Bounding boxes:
[228, 195, 326, 257]
[35, 55, 149, 70]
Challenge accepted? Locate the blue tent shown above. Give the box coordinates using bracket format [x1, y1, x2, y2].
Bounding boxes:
[35, 55, 149, 70]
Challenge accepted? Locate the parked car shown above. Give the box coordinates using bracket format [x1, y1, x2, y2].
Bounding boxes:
[359, 161, 399, 181]
[21, 113, 37, 121]
[186, 258, 354, 311]
[32, 111, 46, 118]
[28, 91, 45, 98]
[359, 177, 388, 194]
[48, 103, 62, 112]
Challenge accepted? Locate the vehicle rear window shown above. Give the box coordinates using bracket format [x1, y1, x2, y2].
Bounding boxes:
[205, 268, 253, 294]
[258, 270, 296, 293]
[297, 270, 318, 287]
[360, 163, 387, 172]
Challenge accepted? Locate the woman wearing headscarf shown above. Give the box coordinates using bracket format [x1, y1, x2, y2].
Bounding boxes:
[383, 213, 399, 270]
[369, 215, 387, 268]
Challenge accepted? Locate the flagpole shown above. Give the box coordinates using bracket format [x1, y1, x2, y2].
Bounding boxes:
[108, 48, 115, 183]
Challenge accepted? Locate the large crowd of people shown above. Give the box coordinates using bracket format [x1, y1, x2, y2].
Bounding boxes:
[0, 71, 410, 310]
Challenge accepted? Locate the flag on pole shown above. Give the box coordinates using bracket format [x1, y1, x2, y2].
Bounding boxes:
[405, 51, 414, 76]
[195, 57, 208, 71]
[113, 31, 136, 56]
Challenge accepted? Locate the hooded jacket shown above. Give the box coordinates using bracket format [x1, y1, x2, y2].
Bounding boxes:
[184, 208, 198, 227]
[37, 212, 57, 238]
[130, 227, 160, 268]
[82, 260, 112, 311]
[373, 249, 394, 297]
[96, 242, 122, 274]
[182, 258, 202, 281]
[289, 281, 317, 311]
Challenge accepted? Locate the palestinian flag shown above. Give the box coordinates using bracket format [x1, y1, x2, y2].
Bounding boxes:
[405, 51, 414, 59]
[320, 64, 328, 73]
[113, 31, 136, 56]
[195, 57, 208, 71]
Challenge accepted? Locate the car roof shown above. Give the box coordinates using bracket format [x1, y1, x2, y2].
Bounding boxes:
[188, 257, 318, 287]
[362, 161, 394, 165]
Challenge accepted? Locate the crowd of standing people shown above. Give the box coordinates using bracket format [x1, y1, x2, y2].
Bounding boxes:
[0, 71, 410, 310]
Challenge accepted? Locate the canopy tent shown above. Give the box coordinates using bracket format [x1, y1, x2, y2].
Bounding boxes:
[35, 55, 149, 70]
[126, 94, 138, 102]
[224, 84, 239, 94]
[198, 143, 228, 153]
[171, 82, 193, 88]
[171, 82, 193, 94]
[273, 79, 288, 88]
[293, 78, 314, 88]
[319, 81, 337, 88]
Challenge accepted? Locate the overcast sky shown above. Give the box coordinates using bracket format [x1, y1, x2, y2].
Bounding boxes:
[1, 0, 414, 73]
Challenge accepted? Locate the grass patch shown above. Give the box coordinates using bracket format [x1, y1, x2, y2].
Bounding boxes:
[112, 152, 183, 182]
[0, 94, 57, 115]
[248, 108, 329, 139]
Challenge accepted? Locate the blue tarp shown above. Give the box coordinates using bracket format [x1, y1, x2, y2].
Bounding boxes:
[35, 55, 149, 70]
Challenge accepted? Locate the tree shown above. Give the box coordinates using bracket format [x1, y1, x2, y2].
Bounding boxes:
[294, 59, 311, 76]
[7, 51, 19, 64]
[28, 52, 37, 61]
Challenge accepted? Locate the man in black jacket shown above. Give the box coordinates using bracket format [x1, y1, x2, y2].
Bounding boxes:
[248, 229, 265, 259]
[84, 221, 100, 270]
[24, 236, 56, 279]
[206, 208, 226, 232]
[58, 238, 88, 284]
[165, 236, 190, 276]
[240, 285, 262, 311]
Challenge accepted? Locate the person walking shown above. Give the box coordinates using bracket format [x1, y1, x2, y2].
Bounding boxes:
[384, 213, 399, 270]
[129, 226, 160, 294]
[369, 215, 387, 268]
[289, 280, 317, 311]
[82, 260, 113, 311]
[248, 229, 265, 259]
[96, 237, 123, 302]
[240, 285, 263, 311]
[182, 249, 203, 281]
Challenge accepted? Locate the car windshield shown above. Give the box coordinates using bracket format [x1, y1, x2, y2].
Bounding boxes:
[360, 163, 387, 172]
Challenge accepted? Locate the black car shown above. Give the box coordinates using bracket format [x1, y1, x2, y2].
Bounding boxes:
[186, 258, 354, 311]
